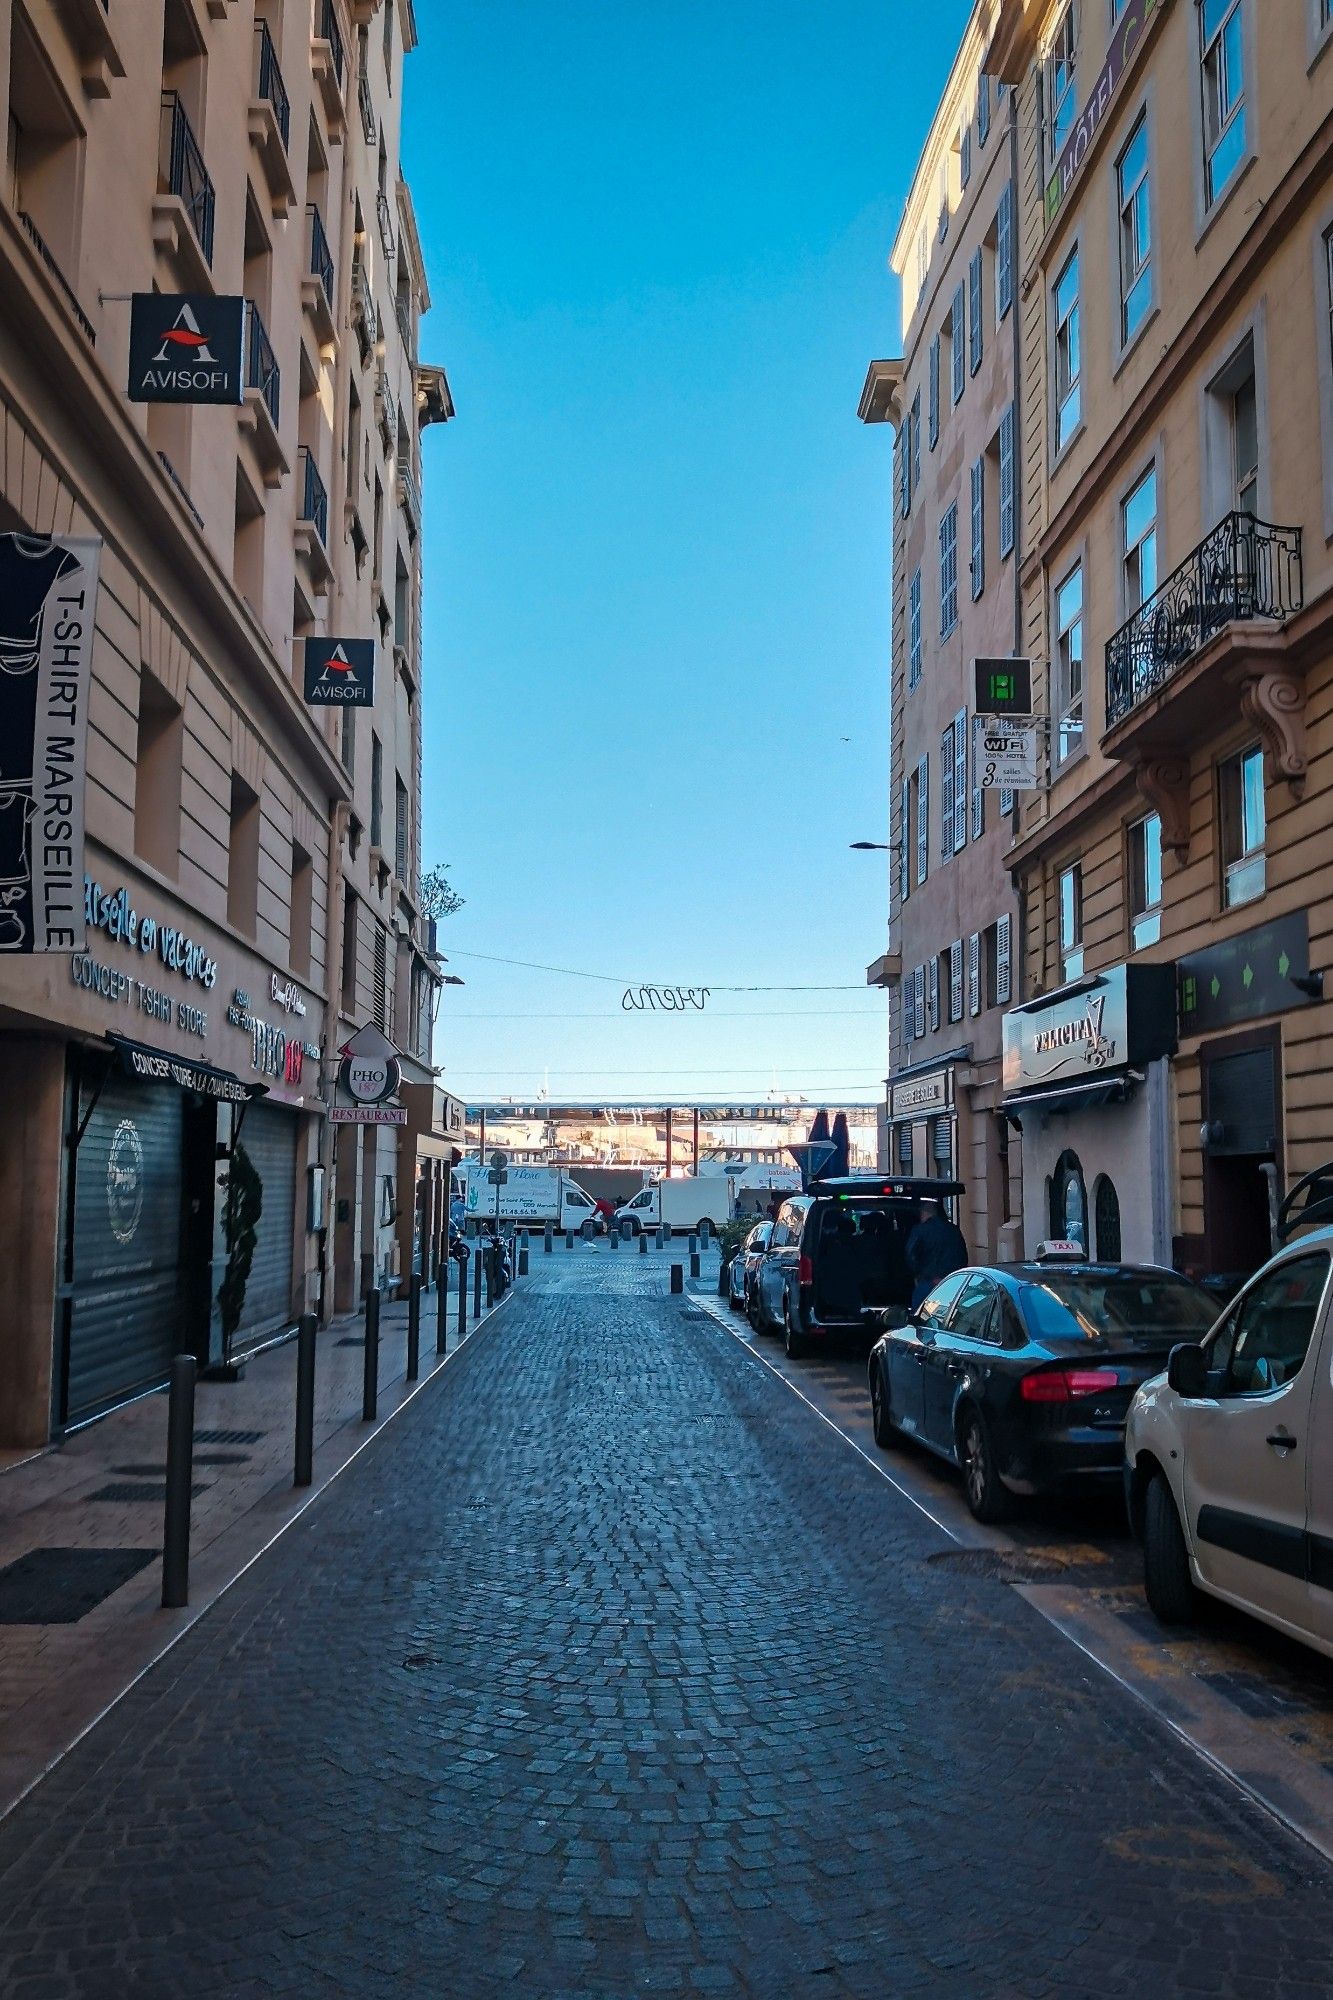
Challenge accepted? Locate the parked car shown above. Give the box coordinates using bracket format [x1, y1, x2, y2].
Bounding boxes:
[867, 1256, 1217, 1522]
[750, 1177, 963, 1358]
[1125, 1222, 1333, 1654]
[728, 1221, 773, 1313]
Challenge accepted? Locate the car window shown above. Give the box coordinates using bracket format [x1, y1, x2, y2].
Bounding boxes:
[746, 1225, 770, 1252]
[948, 1274, 996, 1341]
[567, 1190, 590, 1208]
[917, 1270, 969, 1328]
[1019, 1272, 1217, 1345]
[995, 1292, 1027, 1348]
[1212, 1253, 1330, 1398]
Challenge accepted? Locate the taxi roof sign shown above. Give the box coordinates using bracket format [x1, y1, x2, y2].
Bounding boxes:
[1034, 1238, 1088, 1263]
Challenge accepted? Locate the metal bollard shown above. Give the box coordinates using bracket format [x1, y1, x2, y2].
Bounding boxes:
[437, 1256, 450, 1354]
[294, 1312, 317, 1487]
[161, 1353, 196, 1608]
[473, 1241, 483, 1316]
[611, 1226, 620, 1250]
[690, 1250, 701, 1278]
[670, 1264, 684, 1295]
[545, 1223, 553, 1254]
[689, 1234, 698, 1257]
[701, 1221, 711, 1246]
[519, 1239, 529, 1276]
[407, 1272, 421, 1382]
[458, 1248, 469, 1338]
[485, 1243, 496, 1308]
[566, 1228, 574, 1250]
[363, 1287, 380, 1422]
[656, 1226, 666, 1249]
[621, 1219, 631, 1240]
[639, 1229, 647, 1255]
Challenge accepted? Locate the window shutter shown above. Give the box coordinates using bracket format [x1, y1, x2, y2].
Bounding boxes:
[916, 756, 929, 884]
[978, 74, 991, 146]
[997, 182, 1014, 319]
[910, 390, 921, 493]
[940, 725, 955, 859]
[953, 708, 969, 853]
[996, 912, 1012, 1004]
[914, 964, 926, 1039]
[898, 418, 910, 517]
[898, 1123, 914, 1170]
[928, 956, 940, 1032]
[929, 335, 940, 447]
[951, 284, 965, 402]
[903, 978, 914, 1046]
[969, 249, 983, 373]
[972, 753, 985, 841]
[1000, 784, 1015, 815]
[999, 405, 1015, 557]
[970, 457, 985, 600]
[968, 932, 982, 1016]
[899, 776, 911, 903]
[949, 940, 964, 1023]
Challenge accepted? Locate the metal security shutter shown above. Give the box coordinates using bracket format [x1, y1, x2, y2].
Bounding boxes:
[67, 1071, 184, 1424]
[1208, 1048, 1277, 1155]
[230, 1102, 298, 1348]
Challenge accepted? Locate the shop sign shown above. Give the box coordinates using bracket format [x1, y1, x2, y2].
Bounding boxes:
[330, 1103, 408, 1126]
[110, 1033, 262, 1104]
[0, 534, 101, 954]
[70, 953, 209, 1039]
[1178, 911, 1315, 1037]
[106, 1118, 144, 1244]
[84, 875, 219, 988]
[1003, 962, 1177, 1094]
[975, 719, 1040, 791]
[973, 657, 1033, 718]
[127, 295, 247, 405]
[1045, 0, 1166, 226]
[890, 1070, 949, 1118]
[226, 988, 318, 1087]
[302, 637, 375, 707]
[270, 973, 308, 1017]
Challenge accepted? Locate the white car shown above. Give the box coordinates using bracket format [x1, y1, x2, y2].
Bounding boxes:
[1124, 1224, 1333, 1657]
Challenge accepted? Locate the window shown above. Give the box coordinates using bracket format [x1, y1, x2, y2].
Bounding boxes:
[916, 755, 929, 886]
[950, 1273, 997, 1340]
[898, 1122, 914, 1169]
[929, 334, 940, 448]
[899, 776, 912, 903]
[1094, 1178, 1123, 1261]
[1117, 115, 1152, 345]
[978, 74, 991, 147]
[910, 390, 921, 496]
[970, 458, 985, 600]
[134, 675, 183, 878]
[941, 723, 956, 858]
[1212, 1254, 1329, 1397]
[928, 956, 940, 1032]
[227, 774, 261, 937]
[953, 708, 969, 854]
[1200, 0, 1247, 206]
[341, 884, 358, 1010]
[1232, 370, 1258, 515]
[1054, 561, 1084, 761]
[1122, 467, 1158, 614]
[383, 0, 395, 74]
[1054, 250, 1081, 452]
[290, 842, 313, 978]
[395, 773, 409, 882]
[918, 1269, 969, 1329]
[908, 567, 923, 687]
[951, 283, 966, 403]
[940, 504, 959, 636]
[1045, 7, 1078, 166]
[998, 405, 1015, 557]
[949, 940, 964, 1023]
[961, 121, 972, 188]
[1129, 814, 1163, 950]
[898, 421, 911, 519]
[968, 248, 983, 374]
[370, 731, 384, 848]
[996, 182, 1014, 321]
[1220, 743, 1265, 907]
[914, 962, 926, 1038]
[1059, 861, 1083, 980]
[995, 912, 1012, 1005]
[968, 932, 981, 1016]
[1050, 1147, 1087, 1250]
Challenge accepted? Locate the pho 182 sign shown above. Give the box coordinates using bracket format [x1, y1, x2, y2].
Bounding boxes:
[0, 533, 101, 954]
[302, 637, 375, 707]
[128, 295, 247, 405]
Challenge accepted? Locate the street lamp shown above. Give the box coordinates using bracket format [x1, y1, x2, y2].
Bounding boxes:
[849, 841, 891, 851]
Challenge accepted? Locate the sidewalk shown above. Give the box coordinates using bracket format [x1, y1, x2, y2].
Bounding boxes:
[0, 1270, 512, 1821]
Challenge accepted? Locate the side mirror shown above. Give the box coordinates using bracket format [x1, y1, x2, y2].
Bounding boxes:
[1167, 1343, 1209, 1398]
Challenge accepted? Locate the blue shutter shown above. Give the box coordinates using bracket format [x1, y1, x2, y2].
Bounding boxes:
[953, 707, 969, 854]
[970, 457, 985, 600]
[997, 183, 1014, 320]
[929, 335, 940, 447]
[999, 404, 1015, 557]
[951, 284, 965, 402]
[969, 249, 983, 374]
[941, 724, 955, 859]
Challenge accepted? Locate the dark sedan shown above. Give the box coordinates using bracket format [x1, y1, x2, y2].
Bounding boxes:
[727, 1221, 773, 1312]
[866, 1260, 1218, 1522]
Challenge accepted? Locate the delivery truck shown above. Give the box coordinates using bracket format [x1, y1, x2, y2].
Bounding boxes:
[612, 1175, 732, 1237]
[458, 1164, 598, 1235]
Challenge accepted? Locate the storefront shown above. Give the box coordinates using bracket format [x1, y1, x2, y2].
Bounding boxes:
[1001, 963, 1177, 1265]
[886, 1053, 1018, 1261]
[398, 1082, 466, 1287]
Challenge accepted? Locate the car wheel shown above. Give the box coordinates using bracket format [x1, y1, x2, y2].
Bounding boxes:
[748, 1288, 766, 1334]
[1143, 1474, 1196, 1625]
[783, 1295, 808, 1360]
[959, 1406, 1011, 1523]
[869, 1360, 898, 1450]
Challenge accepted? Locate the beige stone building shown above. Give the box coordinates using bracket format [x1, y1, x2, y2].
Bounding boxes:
[985, 0, 1333, 1279]
[860, 0, 1024, 1259]
[0, 0, 451, 1446]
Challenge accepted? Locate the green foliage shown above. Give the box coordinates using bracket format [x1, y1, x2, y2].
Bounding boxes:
[218, 1138, 263, 1355]
[716, 1218, 754, 1266]
[421, 864, 465, 921]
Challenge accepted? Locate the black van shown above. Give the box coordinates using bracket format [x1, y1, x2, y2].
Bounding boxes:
[750, 1176, 966, 1359]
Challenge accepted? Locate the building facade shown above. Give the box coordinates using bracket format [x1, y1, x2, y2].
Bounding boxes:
[985, 0, 1333, 1280]
[0, 0, 449, 1447]
[861, 0, 1025, 1259]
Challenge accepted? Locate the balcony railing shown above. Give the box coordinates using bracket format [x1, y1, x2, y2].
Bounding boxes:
[352, 259, 378, 358]
[1105, 514, 1304, 728]
[19, 212, 95, 344]
[319, 0, 345, 86]
[297, 445, 328, 546]
[376, 189, 395, 262]
[245, 300, 280, 427]
[159, 91, 214, 267]
[394, 290, 413, 357]
[253, 19, 290, 150]
[358, 62, 376, 144]
[307, 202, 334, 309]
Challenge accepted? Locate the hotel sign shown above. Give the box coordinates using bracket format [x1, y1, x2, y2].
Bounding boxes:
[890, 1070, 950, 1119]
[1045, 0, 1167, 227]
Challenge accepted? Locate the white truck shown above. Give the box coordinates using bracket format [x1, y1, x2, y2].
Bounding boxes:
[459, 1164, 598, 1235]
[613, 1176, 731, 1237]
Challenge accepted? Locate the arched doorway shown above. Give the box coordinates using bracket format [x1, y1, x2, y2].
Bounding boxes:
[1094, 1176, 1122, 1262]
[1049, 1149, 1088, 1250]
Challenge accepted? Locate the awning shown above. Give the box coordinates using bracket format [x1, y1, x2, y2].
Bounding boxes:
[108, 1033, 267, 1105]
[1001, 1069, 1144, 1120]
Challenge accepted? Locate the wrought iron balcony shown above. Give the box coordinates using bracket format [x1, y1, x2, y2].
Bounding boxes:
[395, 290, 414, 357]
[352, 259, 379, 360]
[358, 62, 376, 144]
[1105, 514, 1304, 728]
[319, 0, 345, 86]
[377, 189, 396, 262]
[307, 202, 334, 310]
[297, 446, 329, 547]
[159, 91, 214, 268]
[245, 301, 280, 427]
[19, 212, 95, 344]
[253, 20, 290, 150]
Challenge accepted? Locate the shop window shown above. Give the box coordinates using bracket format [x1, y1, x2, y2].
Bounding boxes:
[290, 841, 313, 979]
[227, 773, 261, 937]
[134, 673, 183, 879]
[1129, 813, 1162, 950]
[1220, 742, 1265, 907]
[1094, 1177, 1122, 1262]
[1059, 861, 1083, 980]
[1049, 1148, 1088, 1251]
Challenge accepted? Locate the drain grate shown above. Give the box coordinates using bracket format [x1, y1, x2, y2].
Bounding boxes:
[0, 1546, 157, 1624]
[89, 1482, 207, 1504]
[336, 1337, 364, 1348]
[114, 1454, 249, 1475]
[195, 1429, 265, 1446]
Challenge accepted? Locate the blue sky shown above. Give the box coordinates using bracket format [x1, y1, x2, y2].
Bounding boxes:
[404, 0, 971, 1106]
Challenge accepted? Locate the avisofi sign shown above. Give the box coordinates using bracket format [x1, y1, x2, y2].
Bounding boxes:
[1045, 0, 1167, 226]
[127, 295, 247, 405]
[302, 637, 375, 706]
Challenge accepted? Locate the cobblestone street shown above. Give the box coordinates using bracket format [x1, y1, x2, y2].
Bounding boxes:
[2, 1249, 1331, 1999]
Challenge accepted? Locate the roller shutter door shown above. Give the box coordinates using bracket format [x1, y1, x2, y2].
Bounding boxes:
[67, 1071, 185, 1424]
[231, 1102, 298, 1349]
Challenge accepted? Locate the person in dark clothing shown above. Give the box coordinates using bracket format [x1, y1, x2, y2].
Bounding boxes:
[906, 1200, 969, 1309]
